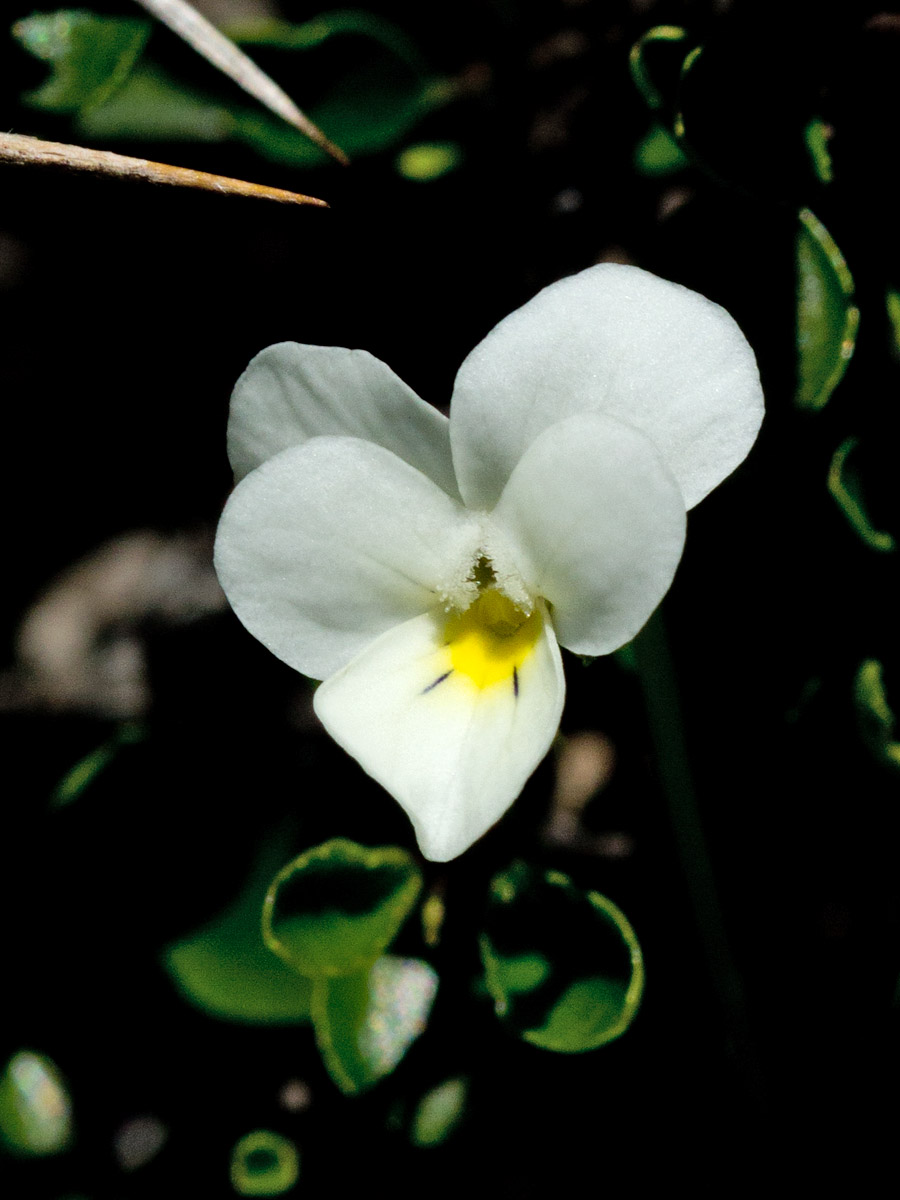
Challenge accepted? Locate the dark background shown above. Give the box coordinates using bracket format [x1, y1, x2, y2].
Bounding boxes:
[3, 0, 900, 1193]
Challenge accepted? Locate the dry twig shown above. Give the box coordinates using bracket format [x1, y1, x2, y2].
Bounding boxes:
[0, 132, 328, 207]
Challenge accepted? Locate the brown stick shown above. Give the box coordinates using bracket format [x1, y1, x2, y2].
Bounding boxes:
[0, 133, 328, 207]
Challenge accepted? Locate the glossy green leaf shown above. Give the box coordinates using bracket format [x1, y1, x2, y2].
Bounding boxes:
[796, 208, 859, 410]
[230, 1130, 299, 1196]
[634, 122, 688, 176]
[0, 1051, 73, 1156]
[396, 141, 462, 181]
[51, 722, 145, 808]
[163, 839, 312, 1025]
[312, 955, 438, 1094]
[854, 659, 900, 771]
[480, 862, 644, 1053]
[263, 839, 422, 978]
[827, 438, 896, 553]
[15, 9, 433, 167]
[411, 1077, 467, 1147]
[12, 11, 149, 111]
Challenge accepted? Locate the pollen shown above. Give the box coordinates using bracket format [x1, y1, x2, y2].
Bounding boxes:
[444, 589, 542, 690]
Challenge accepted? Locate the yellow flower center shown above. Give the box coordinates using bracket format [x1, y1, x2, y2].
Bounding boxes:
[444, 589, 542, 690]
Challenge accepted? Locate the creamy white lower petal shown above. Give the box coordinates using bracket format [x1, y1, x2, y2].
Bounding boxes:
[228, 343, 459, 499]
[491, 413, 686, 657]
[450, 263, 763, 511]
[214, 437, 479, 681]
[313, 605, 565, 862]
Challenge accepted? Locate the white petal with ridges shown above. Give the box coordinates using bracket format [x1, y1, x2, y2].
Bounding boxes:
[490, 413, 686, 656]
[313, 605, 565, 862]
[214, 437, 479, 681]
[228, 343, 459, 499]
[450, 263, 763, 511]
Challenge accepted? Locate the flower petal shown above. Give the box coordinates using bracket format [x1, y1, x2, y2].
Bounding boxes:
[450, 263, 763, 511]
[490, 413, 686, 656]
[228, 343, 459, 499]
[313, 606, 565, 862]
[214, 437, 478, 680]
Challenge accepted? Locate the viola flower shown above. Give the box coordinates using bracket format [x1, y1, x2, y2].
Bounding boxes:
[214, 264, 763, 861]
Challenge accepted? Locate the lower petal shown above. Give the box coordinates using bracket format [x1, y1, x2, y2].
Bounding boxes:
[313, 605, 565, 862]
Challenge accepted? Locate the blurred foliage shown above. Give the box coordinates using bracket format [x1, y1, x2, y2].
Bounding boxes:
[51, 721, 145, 808]
[634, 122, 687, 177]
[854, 659, 900, 772]
[163, 835, 314, 1025]
[804, 117, 834, 184]
[396, 140, 462, 181]
[13, 8, 436, 166]
[0, 1051, 73, 1157]
[410, 1076, 467, 1147]
[827, 437, 896, 553]
[230, 1130, 300, 1196]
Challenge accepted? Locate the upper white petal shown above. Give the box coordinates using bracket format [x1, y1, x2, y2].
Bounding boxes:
[214, 437, 477, 680]
[228, 343, 460, 499]
[490, 413, 687, 656]
[450, 263, 763, 511]
[313, 606, 565, 862]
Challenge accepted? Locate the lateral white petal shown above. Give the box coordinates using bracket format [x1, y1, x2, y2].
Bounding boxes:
[313, 607, 565, 862]
[491, 413, 686, 656]
[228, 343, 459, 499]
[214, 437, 478, 681]
[451, 263, 763, 510]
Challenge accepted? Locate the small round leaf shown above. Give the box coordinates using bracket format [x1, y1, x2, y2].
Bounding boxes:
[311, 955, 438, 1094]
[230, 1130, 299, 1196]
[480, 862, 644, 1053]
[263, 839, 422, 978]
[796, 208, 859, 411]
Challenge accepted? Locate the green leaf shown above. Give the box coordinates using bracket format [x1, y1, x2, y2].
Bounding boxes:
[796, 207, 859, 411]
[396, 141, 462, 181]
[51, 722, 145, 808]
[12, 10, 150, 111]
[854, 659, 900, 771]
[479, 862, 644, 1053]
[77, 64, 237, 142]
[827, 438, 896, 553]
[311, 955, 438, 1094]
[162, 838, 312, 1025]
[15, 9, 434, 167]
[0, 1051, 73, 1156]
[628, 25, 690, 112]
[262, 839, 422, 978]
[634, 122, 688, 176]
[411, 1077, 467, 1147]
[804, 117, 834, 184]
[887, 289, 900, 358]
[229, 1130, 299, 1196]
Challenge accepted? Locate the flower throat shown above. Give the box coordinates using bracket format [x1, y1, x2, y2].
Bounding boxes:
[443, 557, 542, 690]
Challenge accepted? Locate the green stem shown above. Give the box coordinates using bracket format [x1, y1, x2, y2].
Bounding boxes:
[634, 609, 763, 1096]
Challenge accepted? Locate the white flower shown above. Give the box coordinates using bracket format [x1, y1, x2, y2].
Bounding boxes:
[214, 264, 763, 861]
